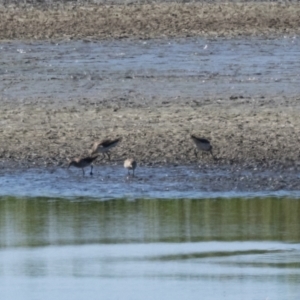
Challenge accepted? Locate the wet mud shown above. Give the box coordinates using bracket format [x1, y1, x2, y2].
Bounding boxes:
[0, 94, 300, 171]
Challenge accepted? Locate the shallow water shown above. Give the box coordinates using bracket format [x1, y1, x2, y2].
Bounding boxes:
[0, 165, 300, 199]
[0, 196, 300, 300]
[0, 167, 300, 300]
[1, 36, 299, 102]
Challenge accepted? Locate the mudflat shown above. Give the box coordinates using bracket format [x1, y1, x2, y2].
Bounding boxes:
[0, 3, 299, 170]
[0, 3, 300, 40]
[1, 94, 299, 169]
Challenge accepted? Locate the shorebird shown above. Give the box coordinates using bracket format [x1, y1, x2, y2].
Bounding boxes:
[90, 138, 121, 161]
[124, 158, 137, 176]
[68, 155, 98, 175]
[190, 134, 215, 159]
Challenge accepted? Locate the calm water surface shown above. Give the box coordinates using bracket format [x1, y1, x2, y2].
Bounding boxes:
[0, 196, 300, 300]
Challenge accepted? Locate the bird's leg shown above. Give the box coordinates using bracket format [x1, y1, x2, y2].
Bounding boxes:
[82, 168, 85, 176]
[210, 149, 216, 160]
[90, 165, 93, 176]
[194, 149, 198, 158]
[107, 152, 111, 161]
[132, 170, 135, 177]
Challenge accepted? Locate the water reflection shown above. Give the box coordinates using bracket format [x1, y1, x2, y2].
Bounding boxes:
[0, 197, 299, 300]
[1, 197, 300, 248]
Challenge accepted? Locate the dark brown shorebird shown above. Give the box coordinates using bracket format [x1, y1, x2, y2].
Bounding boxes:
[68, 155, 98, 175]
[90, 138, 121, 161]
[190, 134, 215, 159]
[124, 158, 137, 176]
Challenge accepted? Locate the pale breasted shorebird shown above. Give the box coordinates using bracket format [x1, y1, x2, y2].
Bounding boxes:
[90, 138, 121, 161]
[190, 134, 215, 159]
[124, 158, 137, 176]
[68, 155, 98, 175]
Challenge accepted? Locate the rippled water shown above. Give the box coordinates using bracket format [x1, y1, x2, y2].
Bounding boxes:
[1, 36, 299, 101]
[0, 196, 300, 300]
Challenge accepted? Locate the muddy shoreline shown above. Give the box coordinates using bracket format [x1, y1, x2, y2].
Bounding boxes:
[0, 3, 300, 40]
[1, 94, 300, 170]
